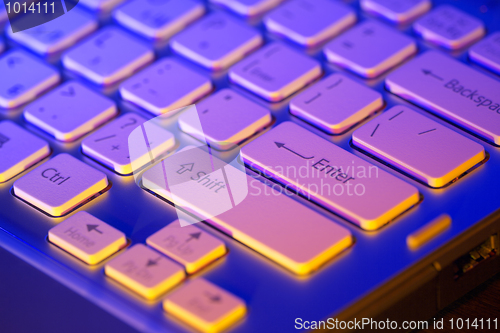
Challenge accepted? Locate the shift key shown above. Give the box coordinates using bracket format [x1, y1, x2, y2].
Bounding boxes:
[386, 51, 500, 145]
[241, 122, 419, 230]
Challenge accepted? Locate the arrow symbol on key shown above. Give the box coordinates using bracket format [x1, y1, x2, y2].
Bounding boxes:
[186, 232, 201, 242]
[146, 257, 161, 267]
[422, 69, 443, 81]
[86, 224, 103, 234]
[60, 86, 75, 97]
[274, 142, 314, 160]
[177, 163, 194, 174]
[205, 292, 222, 303]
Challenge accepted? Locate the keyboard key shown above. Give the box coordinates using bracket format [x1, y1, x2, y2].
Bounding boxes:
[147, 220, 226, 274]
[211, 0, 282, 17]
[0, 50, 60, 109]
[0, 2, 7, 27]
[323, 20, 417, 78]
[264, 0, 356, 47]
[413, 5, 485, 50]
[352, 106, 486, 187]
[386, 51, 500, 145]
[289, 73, 383, 134]
[82, 113, 175, 175]
[24, 81, 117, 142]
[229, 43, 322, 102]
[113, 0, 205, 40]
[62, 27, 154, 86]
[164, 278, 246, 333]
[80, 0, 124, 12]
[469, 31, 500, 75]
[0, 121, 50, 182]
[6, 8, 97, 56]
[105, 244, 185, 299]
[142, 146, 353, 275]
[178, 89, 272, 150]
[120, 58, 212, 116]
[241, 122, 419, 230]
[13, 154, 109, 216]
[360, 0, 431, 24]
[170, 11, 263, 71]
[48, 211, 127, 265]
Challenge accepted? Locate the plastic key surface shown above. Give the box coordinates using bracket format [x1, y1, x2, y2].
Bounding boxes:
[241, 122, 419, 230]
[142, 146, 353, 275]
[210, 0, 282, 17]
[62, 27, 154, 86]
[147, 220, 226, 274]
[360, 0, 431, 24]
[82, 113, 176, 175]
[120, 58, 212, 116]
[0, 50, 60, 109]
[113, 0, 205, 40]
[13, 154, 109, 216]
[469, 31, 500, 75]
[170, 11, 263, 71]
[80, 0, 125, 12]
[264, 0, 356, 47]
[289, 73, 383, 134]
[24, 81, 117, 142]
[229, 42, 322, 102]
[48, 211, 127, 265]
[178, 89, 272, 150]
[105, 244, 185, 299]
[164, 278, 246, 333]
[413, 5, 485, 50]
[323, 20, 416, 78]
[352, 105, 486, 187]
[6, 8, 97, 56]
[0, 121, 50, 182]
[385, 51, 500, 145]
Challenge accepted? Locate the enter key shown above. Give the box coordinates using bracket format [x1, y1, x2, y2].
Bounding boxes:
[241, 122, 419, 231]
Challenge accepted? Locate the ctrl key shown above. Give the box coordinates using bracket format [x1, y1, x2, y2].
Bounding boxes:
[13, 154, 109, 216]
[48, 211, 127, 264]
[164, 278, 246, 333]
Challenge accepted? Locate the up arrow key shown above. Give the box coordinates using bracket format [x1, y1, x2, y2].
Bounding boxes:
[87, 224, 103, 234]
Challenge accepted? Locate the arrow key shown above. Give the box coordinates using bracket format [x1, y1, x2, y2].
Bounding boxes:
[105, 244, 185, 299]
[147, 220, 227, 274]
[164, 278, 246, 333]
[48, 211, 127, 265]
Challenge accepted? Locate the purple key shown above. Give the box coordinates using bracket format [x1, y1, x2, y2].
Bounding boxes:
[170, 11, 263, 71]
[241, 121, 419, 230]
[6, 8, 97, 56]
[229, 42, 322, 101]
[178, 89, 272, 150]
[210, 0, 283, 17]
[80, 0, 125, 12]
[469, 31, 500, 75]
[290, 73, 383, 134]
[323, 20, 416, 78]
[360, 0, 431, 24]
[113, 0, 205, 40]
[352, 105, 486, 187]
[386, 51, 500, 146]
[24, 81, 117, 142]
[0, 50, 60, 109]
[413, 5, 485, 50]
[264, 0, 356, 47]
[120, 58, 212, 116]
[62, 27, 154, 86]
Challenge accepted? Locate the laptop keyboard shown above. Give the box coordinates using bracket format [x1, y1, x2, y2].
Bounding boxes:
[1, 0, 499, 332]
